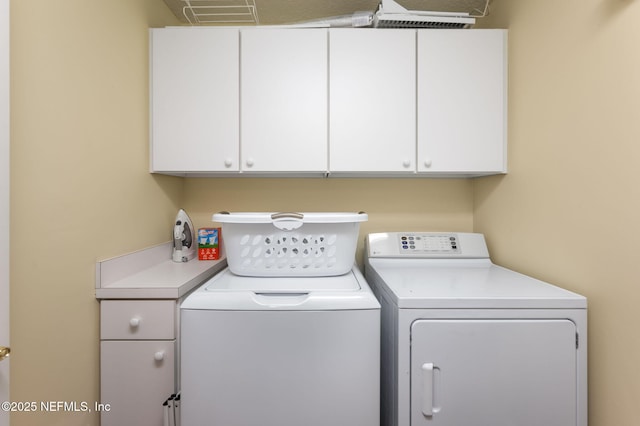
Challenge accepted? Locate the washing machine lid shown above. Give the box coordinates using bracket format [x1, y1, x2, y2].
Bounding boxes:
[367, 258, 587, 309]
[204, 268, 360, 292]
[181, 267, 380, 311]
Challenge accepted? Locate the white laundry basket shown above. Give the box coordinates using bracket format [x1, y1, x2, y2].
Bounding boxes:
[212, 212, 368, 277]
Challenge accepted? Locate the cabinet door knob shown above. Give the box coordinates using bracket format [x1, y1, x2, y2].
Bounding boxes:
[129, 317, 140, 328]
[424, 158, 433, 168]
[154, 351, 165, 361]
[246, 158, 255, 168]
[402, 159, 411, 169]
[0, 346, 9, 362]
[224, 158, 233, 168]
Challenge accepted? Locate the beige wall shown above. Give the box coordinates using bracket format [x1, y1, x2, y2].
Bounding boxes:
[475, 0, 640, 425]
[15, 0, 639, 425]
[10, 1, 183, 425]
[184, 178, 474, 267]
[9, 1, 473, 425]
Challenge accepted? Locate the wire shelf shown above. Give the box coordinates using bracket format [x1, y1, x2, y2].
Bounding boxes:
[388, 0, 490, 18]
[181, 0, 259, 25]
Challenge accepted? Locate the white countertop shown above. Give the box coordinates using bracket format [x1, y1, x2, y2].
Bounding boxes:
[95, 242, 227, 299]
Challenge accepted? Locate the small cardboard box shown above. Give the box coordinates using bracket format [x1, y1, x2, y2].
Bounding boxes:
[198, 228, 221, 260]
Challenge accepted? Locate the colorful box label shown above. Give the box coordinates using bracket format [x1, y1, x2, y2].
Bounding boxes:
[198, 228, 220, 260]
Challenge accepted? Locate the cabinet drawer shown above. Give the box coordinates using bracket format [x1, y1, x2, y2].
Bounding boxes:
[101, 300, 175, 340]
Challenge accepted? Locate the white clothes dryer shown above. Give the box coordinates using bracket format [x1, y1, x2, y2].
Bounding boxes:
[180, 266, 380, 426]
[364, 232, 587, 426]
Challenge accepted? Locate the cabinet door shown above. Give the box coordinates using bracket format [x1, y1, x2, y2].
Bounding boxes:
[240, 29, 328, 172]
[417, 30, 507, 174]
[410, 319, 577, 426]
[329, 29, 416, 173]
[151, 28, 239, 173]
[101, 340, 175, 426]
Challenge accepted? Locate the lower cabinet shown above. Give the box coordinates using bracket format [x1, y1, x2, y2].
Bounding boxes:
[100, 300, 177, 426]
[100, 341, 175, 426]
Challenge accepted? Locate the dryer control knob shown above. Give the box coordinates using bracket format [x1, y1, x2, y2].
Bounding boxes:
[154, 351, 164, 362]
[129, 318, 140, 328]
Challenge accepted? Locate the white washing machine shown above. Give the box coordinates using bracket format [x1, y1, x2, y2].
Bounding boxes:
[364, 232, 587, 426]
[180, 266, 380, 426]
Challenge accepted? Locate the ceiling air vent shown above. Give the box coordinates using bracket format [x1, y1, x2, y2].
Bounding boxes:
[373, 0, 489, 29]
[374, 12, 473, 29]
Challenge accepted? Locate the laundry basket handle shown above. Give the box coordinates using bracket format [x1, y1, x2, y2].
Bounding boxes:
[270, 212, 304, 231]
[271, 212, 304, 221]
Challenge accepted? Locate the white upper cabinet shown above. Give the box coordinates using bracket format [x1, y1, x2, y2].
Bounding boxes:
[240, 29, 328, 173]
[149, 27, 507, 177]
[417, 29, 507, 174]
[329, 29, 416, 173]
[150, 28, 239, 173]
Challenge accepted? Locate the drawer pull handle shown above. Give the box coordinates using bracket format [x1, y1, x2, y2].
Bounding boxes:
[129, 317, 140, 328]
[154, 351, 164, 362]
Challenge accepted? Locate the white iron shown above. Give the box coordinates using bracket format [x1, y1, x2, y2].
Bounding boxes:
[173, 209, 196, 263]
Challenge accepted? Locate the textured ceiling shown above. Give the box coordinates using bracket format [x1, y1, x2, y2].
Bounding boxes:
[163, 0, 381, 25]
[162, 0, 489, 26]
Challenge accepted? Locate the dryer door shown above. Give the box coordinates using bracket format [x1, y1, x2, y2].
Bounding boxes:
[410, 319, 577, 426]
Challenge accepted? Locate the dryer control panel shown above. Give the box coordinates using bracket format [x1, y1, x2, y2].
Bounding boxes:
[399, 234, 460, 253]
[366, 232, 490, 259]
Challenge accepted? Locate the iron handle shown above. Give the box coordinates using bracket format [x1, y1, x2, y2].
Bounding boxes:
[0, 346, 9, 362]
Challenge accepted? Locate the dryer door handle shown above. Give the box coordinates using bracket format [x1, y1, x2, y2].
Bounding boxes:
[422, 363, 434, 416]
